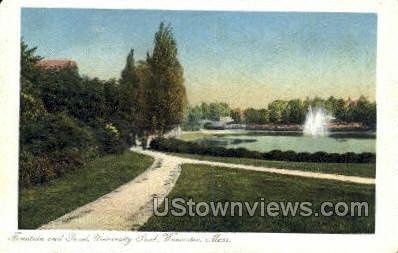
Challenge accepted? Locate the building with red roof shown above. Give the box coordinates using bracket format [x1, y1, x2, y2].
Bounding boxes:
[37, 59, 77, 70]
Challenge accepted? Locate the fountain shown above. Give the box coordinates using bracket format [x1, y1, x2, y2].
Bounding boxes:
[303, 106, 333, 137]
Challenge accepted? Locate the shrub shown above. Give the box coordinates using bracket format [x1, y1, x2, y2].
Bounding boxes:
[19, 41, 135, 188]
[282, 150, 297, 161]
[19, 113, 101, 186]
[94, 125, 124, 155]
[19, 151, 55, 187]
[296, 152, 311, 162]
[149, 137, 376, 164]
[310, 152, 329, 163]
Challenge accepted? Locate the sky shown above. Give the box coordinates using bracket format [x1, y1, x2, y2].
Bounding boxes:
[22, 8, 377, 108]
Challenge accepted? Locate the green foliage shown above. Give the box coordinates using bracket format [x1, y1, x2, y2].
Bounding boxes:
[200, 102, 231, 121]
[182, 96, 376, 128]
[142, 23, 187, 138]
[181, 102, 233, 130]
[284, 99, 305, 124]
[95, 123, 124, 155]
[231, 108, 243, 124]
[118, 49, 139, 145]
[244, 108, 268, 124]
[36, 65, 82, 113]
[19, 151, 54, 186]
[19, 40, 125, 187]
[20, 40, 42, 81]
[351, 96, 376, 127]
[73, 77, 106, 124]
[181, 106, 203, 131]
[268, 100, 288, 123]
[150, 137, 376, 164]
[19, 23, 188, 185]
[19, 111, 99, 186]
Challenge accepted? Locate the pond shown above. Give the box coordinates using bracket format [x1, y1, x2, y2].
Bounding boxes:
[192, 131, 376, 154]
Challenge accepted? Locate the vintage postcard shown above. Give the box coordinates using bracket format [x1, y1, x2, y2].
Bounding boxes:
[1, 0, 398, 252]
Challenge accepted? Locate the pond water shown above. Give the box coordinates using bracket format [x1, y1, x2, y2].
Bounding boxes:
[193, 132, 376, 153]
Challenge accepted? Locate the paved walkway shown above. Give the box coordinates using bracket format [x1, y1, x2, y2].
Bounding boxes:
[40, 148, 374, 230]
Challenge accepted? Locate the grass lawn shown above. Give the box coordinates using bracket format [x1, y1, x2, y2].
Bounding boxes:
[19, 151, 154, 229]
[167, 152, 375, 178]
[178, 131, 217, 141]
[178, 130, 251, 141]
[140, 164, 375, 233]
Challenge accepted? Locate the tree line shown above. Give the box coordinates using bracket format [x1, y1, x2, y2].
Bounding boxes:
[182, 96, 376, 131]
[20, 23, 187, 186]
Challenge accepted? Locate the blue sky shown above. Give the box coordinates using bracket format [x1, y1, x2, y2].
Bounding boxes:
[22, 8, 377, 108]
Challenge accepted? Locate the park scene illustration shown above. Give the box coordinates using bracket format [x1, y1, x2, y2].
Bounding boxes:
[19, 9, 376, 233]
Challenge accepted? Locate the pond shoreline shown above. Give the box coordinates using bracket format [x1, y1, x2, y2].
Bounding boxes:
[197, 122, 375, 133]
[188, 128, 376, 136]
[243, 122, 375, 132]
[179, 128, 376, 154]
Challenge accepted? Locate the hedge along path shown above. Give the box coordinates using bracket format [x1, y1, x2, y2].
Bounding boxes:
[134, 148, 375, 185]
[41, 147, 374, 231]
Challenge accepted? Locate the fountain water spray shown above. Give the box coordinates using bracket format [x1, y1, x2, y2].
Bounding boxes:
[303, 106, 334, 137]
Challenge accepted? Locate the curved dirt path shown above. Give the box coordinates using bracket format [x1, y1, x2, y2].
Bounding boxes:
[41, 147, 374, 231]
[40, 156, 182, 230]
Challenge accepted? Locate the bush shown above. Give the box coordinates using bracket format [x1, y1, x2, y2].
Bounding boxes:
[19, 151, 54, 186]
[94, 125, 124, 155]
[149, 137, 376, 164]
[310, 152, 329, 163]
[19, 113, 101, 186]
[296, 152, 311, 162]
[19, 41, 134, 188]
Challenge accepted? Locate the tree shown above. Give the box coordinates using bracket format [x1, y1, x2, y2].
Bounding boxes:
[139, 23, 187, 147]
[119, 49, 140, 145]
[364, 101, 376, 127]
[352, 96, 376, 127]
[231, 108, 243, 124]
[199, 103, 209, 119]
[311, 96, 325, 109]
[207, 103, 220, 121]
[284, 99, 305, 124]
[217, 103, 232, 119]
[19, 41, 102, 185]
[268, 100, 288, 123]
[334, 98, 346, 122]
[37, 63, 82, 114]
[21, 40, 42, 81]
[181, 106, 202, 131]
[243, 108, 269, 124]
[197, 102, 231, 121]
[206, 102, 231, 121]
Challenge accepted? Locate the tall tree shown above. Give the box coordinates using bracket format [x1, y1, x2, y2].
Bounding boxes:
[21, 40, 42, 82]
[141, 23, 187, 146]
[119, 49, 140, 145]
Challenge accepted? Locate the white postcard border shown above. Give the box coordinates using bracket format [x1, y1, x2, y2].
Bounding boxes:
[1, 0, 397, 252]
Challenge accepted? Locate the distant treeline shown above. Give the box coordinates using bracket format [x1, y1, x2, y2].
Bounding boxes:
[182, 97, 376, 131]
[20, 23, 187, 187]
[150, 138, 376, 164]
